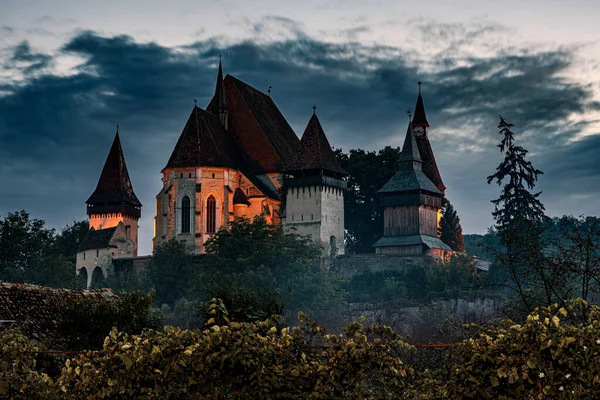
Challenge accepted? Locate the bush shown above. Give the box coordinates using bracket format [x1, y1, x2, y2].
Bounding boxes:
[422, 299, 600, 399]
[57, 300, 414, 399]
[0, 330, 55, 399]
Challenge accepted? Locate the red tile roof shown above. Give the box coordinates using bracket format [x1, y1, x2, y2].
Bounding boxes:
[221, 75, 300, 173]
[284, 113, 347, 176]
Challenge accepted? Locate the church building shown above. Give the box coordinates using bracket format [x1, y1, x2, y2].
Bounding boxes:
[76, 60, 453, 286]
[373, 84, 451, 257]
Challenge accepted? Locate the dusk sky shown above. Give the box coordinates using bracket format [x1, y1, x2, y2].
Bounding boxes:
[1, 0, 599, 255]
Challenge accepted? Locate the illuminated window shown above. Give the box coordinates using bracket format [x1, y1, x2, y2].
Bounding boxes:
[181, 196, 191, 233]
[206, 195, 216, 233]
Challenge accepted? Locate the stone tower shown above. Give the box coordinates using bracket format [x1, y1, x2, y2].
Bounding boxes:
[283, 111, 348, 259]
[85, 130, 142, 256]
[373, 119, 450, 257]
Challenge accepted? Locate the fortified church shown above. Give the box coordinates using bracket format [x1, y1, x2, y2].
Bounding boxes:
[75, 59, 450, 287]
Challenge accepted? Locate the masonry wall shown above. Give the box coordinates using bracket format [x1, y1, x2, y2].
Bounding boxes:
[284, 184, 345, 258]
[153, 167, 281, 254]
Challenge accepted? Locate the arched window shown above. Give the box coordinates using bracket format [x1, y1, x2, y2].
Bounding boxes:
[181, 196, 191, 233]
[206, 195, 216, 233]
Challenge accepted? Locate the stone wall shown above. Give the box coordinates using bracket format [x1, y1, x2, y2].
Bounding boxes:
[347, 296, 504, 340]
[330, 253, 433, 277]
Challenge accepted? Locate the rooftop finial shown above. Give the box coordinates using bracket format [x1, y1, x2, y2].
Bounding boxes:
[313, 104, 316, 115]
[418, 81, 422, 94]
[116, 124, 119, 133]
[268, 85, 272, 97]
[407, 108, 411, 121]
[193, 98, 197, 106]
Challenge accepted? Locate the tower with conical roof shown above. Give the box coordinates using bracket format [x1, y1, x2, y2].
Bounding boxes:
[373, 117, 450, 257]
[283, 109, 348, 259]
[412, 82, 445, 192]
[85, 129, 142, 256]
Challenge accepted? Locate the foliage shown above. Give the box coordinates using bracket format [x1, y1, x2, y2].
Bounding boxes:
[57, 300, 414, 399]
[143, 239, 196, 307]
[346, 254, 478, 303]
[55, 220, 90, 262]
[56, 291, 163, 351]
[487, 117, 546, 230]
[0, 210, 76, 288]
[439, 200, 464, 252]
[423, 299, 600, 399]
[486, 117, 550, 314]
[199, 215, 346, 319]
[198, 281, 286, 325]
[334, 146, 402, 253]
[0, 329, 55, 399]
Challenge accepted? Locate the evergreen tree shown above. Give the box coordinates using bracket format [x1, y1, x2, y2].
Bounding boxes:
[487, 117, 546, 230]
[486, 116, 550, 314]
[439, 201, 464, 252]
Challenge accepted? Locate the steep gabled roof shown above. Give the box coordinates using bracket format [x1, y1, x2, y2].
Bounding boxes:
[207, 57, 227, 116]
[412, 82, 429, 127]
[86, 132, 141, 207]
[284, 113, 347, 175]
[164, 106, 238, 170]
[221, 75, 300, 172]
[416, 137, 446, 191]
[378, 121, 441, 195]
[378, 169, 442, 194]
[399, 122, 422, 164]
[233, 187, 251, 206]
[78, 226, 118, 251]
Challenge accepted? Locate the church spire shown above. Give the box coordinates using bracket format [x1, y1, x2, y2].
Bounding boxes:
[412, 81, 430, 128]
[86, 130, 142, 218]
[207, 54, 228, 129]
[399, 120, 422, 169]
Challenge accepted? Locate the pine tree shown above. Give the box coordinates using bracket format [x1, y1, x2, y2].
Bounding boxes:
[487, 116, 549, 314]
[487, 116, 546, 230]
[439, 201, 464, 252]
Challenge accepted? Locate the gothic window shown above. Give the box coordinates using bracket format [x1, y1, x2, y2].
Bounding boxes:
[96, 249, 99, 258]
[189, 172, 192, 178]
[181, 196, 191, 233]
[206, 195, 216, 233]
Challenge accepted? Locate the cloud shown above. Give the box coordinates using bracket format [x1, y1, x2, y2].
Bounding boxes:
[0, 19, 599, 253]
[5, 41, 53, 74]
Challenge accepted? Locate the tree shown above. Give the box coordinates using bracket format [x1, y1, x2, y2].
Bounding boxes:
[439, 201, 464, 252]
[334, 146, 402, 253]
[0, 210, 76, 288]
[143, 239, 196, 307]
[54, 220, 89, 262]
[199, 215, 346, 319]
[546, 216, 600, 303]
[486, 116, 551, 314]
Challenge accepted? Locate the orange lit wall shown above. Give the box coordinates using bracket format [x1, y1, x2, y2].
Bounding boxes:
[89, 213, 139, 256]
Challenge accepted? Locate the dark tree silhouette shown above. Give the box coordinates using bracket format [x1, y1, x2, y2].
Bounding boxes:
[439, 201, 464, 252]
[486, 116, 551, 315]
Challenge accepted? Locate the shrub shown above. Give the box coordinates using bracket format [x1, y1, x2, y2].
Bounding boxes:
[422, 299, 600, 399]
[57, 300, 414, 399]
[0, 330, 56, 399]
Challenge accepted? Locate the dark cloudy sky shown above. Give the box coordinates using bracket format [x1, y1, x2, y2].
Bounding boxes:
[2, 0, 599, 255]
